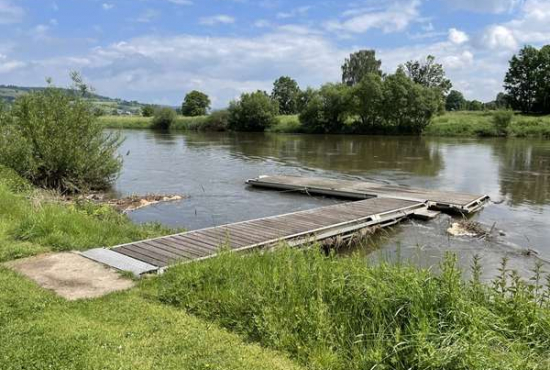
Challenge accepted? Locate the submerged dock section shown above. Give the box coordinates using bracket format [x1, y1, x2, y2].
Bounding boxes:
[247, 175, 489, 214]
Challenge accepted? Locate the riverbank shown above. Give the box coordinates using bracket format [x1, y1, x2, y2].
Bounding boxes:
[99, 112, 550, 138]
[1, 166, 549, 369]
[0, 168, 303, 370]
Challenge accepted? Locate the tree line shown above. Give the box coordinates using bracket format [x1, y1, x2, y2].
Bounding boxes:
[157, 43, 550, 133]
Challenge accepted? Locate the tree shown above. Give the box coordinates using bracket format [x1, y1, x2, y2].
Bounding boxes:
[299, 83, 352, 133]
[445, 90, 466, 111]
[342, 50, 382, 86]
[142, 105, 155, 117]
[536, 45, 550, 113]
[405, 55, 452, 94]
[228, 91, 279, 131]
[271, 76, 300, 115]
[297, 87, 316, 114]
[467, 100, 484, 111]
[181, 90, 211, 116]
[351, 73, 384, 129]
[381, 69, 440, 134]
[495, 93, 511, 109]
[504, 45, 541, 113]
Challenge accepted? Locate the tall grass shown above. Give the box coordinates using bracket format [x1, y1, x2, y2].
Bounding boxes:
[157, 247, 550, 370]
[98, 115, 210, 130]
[0, 167, 172, 262]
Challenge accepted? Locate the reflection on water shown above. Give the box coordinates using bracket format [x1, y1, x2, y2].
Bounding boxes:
[113, 130, 550, 278]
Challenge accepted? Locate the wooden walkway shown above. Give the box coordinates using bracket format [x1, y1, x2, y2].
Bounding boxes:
[246, 175, 490, 214]
[82, 197, 426, 274]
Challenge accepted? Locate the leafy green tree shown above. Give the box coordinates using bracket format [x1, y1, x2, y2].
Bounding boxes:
[381, 69, 440, 134]
[445, 90, 466, 111]
[228, 91, 279, 132]
[504, 45, 541, 113]
[467, 100, 484, 111]
[181, 90, 211, 116]
[495, 93, 511, 109]
[536, 45, 550, 113]
[0, 80, 122, 192]
[351, 73, 384, 128]
[342, 50, 382, 86]
[297, 87, 316, 113]
[299, 83, 352, 133]
[405, 55, 452, 94]
[142, 105, 155, 117]
[271, 76, 300, 115]
[152, 107, 177, 130]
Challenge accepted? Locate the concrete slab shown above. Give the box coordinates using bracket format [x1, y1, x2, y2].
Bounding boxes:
[4, 252, 135, 300]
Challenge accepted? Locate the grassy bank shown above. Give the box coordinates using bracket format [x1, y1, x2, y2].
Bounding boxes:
[0, 168, 302, 370]
[425, 112, 550, 138]
[157, 248, 550, 370]
[98, 115, 209, 130]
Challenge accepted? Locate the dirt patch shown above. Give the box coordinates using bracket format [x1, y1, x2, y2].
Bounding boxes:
[4, 253, 134, 300]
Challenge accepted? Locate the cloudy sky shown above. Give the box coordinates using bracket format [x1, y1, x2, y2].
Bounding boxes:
[0, 0, 549, 107]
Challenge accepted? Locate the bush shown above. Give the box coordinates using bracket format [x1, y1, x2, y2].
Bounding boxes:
[142, 105, 155, 117]
[202, 109, 229, 131]
[228, 91, 279, 132]
[492, 110, 513, 136]
[0, 87, 122, 193]
[299, 83, 352, 133]
[151, 107, 177, 130]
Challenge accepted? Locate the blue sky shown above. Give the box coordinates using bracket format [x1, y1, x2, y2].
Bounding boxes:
[1, 0, 549, 107]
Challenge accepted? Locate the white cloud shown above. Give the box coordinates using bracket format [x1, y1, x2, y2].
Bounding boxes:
[444, 0, 523, 14]
[167, 0, 193, 4]
[135, 9, 160, 23]
[276, 6, 311, 19]
[325, 0, 421, 34]
[102, 3, 114, 10]
[0, 54, 25, 73]
[0, 0, 24, 24]
[199, 14, 235, 25]
[448, 28, 469, 44]
[482, 25, 517, 50]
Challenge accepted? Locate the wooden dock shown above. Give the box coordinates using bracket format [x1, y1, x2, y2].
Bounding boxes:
[246, 175, 489, 214]
[80, 175, 489, 275]
[81, 197, 426, 274]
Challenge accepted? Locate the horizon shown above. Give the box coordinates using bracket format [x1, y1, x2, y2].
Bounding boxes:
[0, 0, 548, 108]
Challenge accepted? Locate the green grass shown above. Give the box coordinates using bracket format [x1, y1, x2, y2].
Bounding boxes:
[268, 115, 303, 133]
[0, 267, 303, 370]
[0, 166, 171, 262]
[0, 169, 303, 370]
[98, 115, 209, 130]
[157, 248, 550, 370]
[425, 111, 550, 138]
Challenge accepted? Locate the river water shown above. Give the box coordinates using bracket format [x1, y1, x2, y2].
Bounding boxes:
[113, 130, 550, 278]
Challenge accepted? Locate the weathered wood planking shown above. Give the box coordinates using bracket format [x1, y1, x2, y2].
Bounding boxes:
[246, 175, 489, 214]
[110, 197, 425, 271]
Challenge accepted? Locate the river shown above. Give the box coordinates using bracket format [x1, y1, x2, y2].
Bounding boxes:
[113, 130, 550, 278]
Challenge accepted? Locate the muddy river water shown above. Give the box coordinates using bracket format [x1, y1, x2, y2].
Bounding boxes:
[113, 130, 550, 278]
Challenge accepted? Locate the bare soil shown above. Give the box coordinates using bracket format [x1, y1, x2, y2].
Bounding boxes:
[4, 252, 134, 300]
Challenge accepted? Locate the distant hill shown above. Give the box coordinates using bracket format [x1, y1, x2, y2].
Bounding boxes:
[0, 85, 150, 115]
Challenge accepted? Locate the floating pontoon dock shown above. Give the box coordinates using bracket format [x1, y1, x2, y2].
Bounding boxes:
[247, 175, 489, 214]
[81, 175, 489, 275]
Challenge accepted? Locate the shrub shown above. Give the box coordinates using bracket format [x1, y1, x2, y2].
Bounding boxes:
[202, 109, 229, 131]
[142, 105, 155, 117]
[151, 107, 177, 130]
[228, 91, 279, 132]
[0, 86, 122, 193]
[492, 110, 513, 136]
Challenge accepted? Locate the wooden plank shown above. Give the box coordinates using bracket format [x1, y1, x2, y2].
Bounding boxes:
[246, 175, 489, 213]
